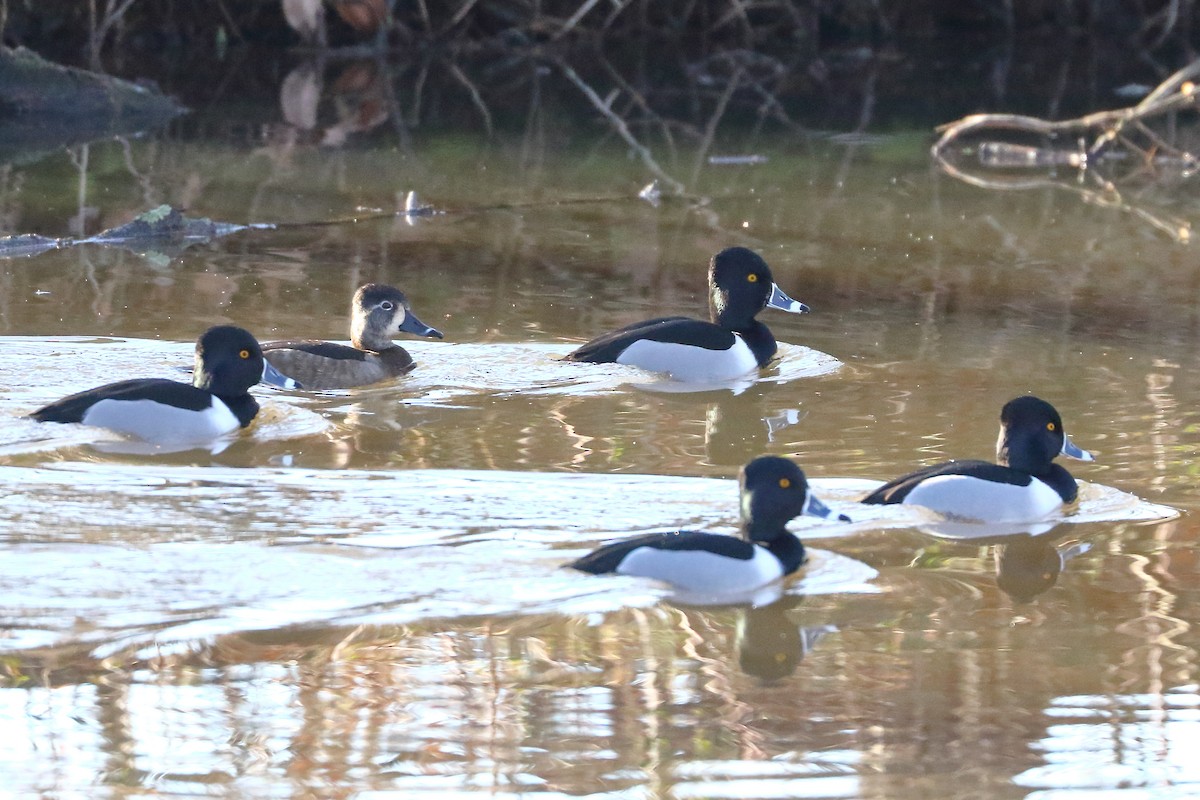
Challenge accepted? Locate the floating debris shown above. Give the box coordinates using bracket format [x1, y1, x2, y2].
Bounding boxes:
[0, 205, 266, 262]
[638, 180, 661, 206]
[707, 154, 769, 165]
[397, 191, 439, 226]
[403, 191, 436, 217]
[1114, 83, 1153, 99]
[977, 142, 1086, 169]
[82, 205, 249, 246]
[825, 132, 894, 146]
[0, 233, 62, 259]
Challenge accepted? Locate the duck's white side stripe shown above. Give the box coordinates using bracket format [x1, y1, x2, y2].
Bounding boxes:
[81, 397, 240, 443]
[617, 546, 783, 593]
[904, 474, 1065, 522]
[617, 337, 759, 382]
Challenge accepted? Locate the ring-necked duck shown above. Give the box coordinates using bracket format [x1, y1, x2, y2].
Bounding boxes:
[262, 283, 443, 389]
[30, 325, 297, 444]
[569, 456, 851, 594]
[862, 395, 1094, 522]
[564, 247, 809, 383]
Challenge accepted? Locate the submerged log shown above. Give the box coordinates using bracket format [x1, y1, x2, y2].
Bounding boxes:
[0, 206, 265, 262]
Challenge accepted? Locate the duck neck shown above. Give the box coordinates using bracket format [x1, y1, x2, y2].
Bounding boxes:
[377, 346, 416, 375]
[219, 394, 260, 428]
[741, 521, 805, 575]
[735, 321, 778, 367]
[764, 532, 807, 576]
[998, 433, 1079, 504]
[1038, 463, 1080, 503]
[353, 330, 397, 353]
[351, 313, 397, 352]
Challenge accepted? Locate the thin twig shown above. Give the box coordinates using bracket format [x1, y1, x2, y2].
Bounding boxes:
[553, 0, 604, 40]
[555, 58, 684, 193]
[596, 51, 679, 162]
[443, 0, 481, 33]
[96, 0, 139, 49]
[690, 66, 743, 184]
[413, 0, 431, 33]
[447, 60, 494, 137]
[600, 0, 634, 32]
[212, 0, 243, 40]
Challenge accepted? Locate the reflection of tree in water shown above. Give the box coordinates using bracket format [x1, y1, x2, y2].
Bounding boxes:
[7, 553, 1200, 797]
[933, 60, 1200, 242]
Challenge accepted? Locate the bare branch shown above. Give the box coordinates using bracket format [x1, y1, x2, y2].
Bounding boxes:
[555, 59, 685, 193]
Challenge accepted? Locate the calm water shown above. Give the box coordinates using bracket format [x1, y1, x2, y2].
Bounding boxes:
[2, 80, 1200, 798]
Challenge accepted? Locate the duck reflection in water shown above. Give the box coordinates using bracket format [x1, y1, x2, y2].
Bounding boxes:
[704, 389, 803, 467]
[637, 382, 804, 467]
[994, 531, 1090, 603]
[734, 594, 836, 681]
[916, 520, 1089, 603]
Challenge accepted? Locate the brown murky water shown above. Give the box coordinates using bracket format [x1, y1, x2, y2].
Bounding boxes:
[2, 105, 1199, 798]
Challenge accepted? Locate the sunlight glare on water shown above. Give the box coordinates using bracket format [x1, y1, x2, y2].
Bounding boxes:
[1014, 688, 1200, 796]
[0, 464, 887, 657]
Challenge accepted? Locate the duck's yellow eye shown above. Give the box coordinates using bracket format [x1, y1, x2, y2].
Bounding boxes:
[747, 273, 759, 283]
[239, 349, 250, 359]
[779, 478, 791, 488]
[1047, 422, 1056, 431]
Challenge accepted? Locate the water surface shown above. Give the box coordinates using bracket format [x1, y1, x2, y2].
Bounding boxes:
[1, 106, 1199, 798]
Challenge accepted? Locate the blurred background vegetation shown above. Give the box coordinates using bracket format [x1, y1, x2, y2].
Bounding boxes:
[1, 0, 1197, 129]
[3, 0, 1200, 238]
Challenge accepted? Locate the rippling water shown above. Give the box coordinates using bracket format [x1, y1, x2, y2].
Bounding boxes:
[2, 110, 1200, 797]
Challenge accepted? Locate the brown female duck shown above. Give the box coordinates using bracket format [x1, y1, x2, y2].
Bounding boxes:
[263, 283, 442, 389]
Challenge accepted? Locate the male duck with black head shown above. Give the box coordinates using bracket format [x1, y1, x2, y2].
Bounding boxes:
[564, 247, 809, 383]
[570, 456, 851, 595]
[862, 395, 1094, 522]
[30, 325, 297, 444]
[262, 283, 443, 390]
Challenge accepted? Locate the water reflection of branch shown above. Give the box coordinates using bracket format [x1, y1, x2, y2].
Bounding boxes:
[116, 136, 161, 209]
[936, 155, 1193, 243]
[554, 59, 686, 194]
[446, 60, 494, 138]
[932, 58, 1200, 243]
[831, 59, 878, 193]
[595, 52, 680, 163]
[66, 144, 95, 238]
[689, 66, 743, 185]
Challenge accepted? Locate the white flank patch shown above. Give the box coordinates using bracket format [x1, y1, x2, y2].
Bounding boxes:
[904, 474, 1066, 522]
[617, 545, 783, 593]
[617, 337, 759, 383]
[81, 396, 241, 444]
